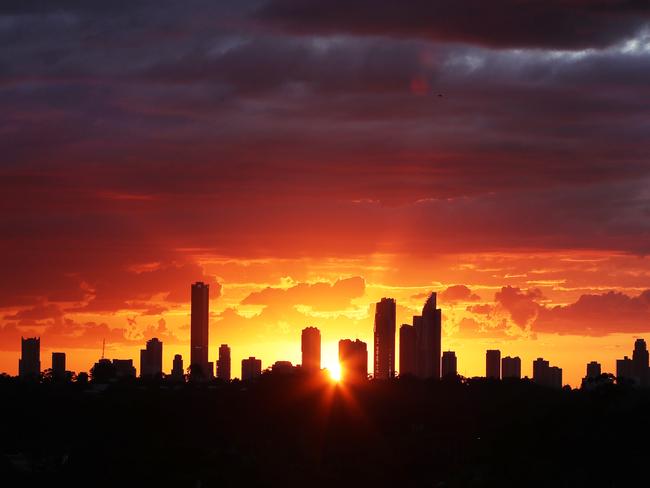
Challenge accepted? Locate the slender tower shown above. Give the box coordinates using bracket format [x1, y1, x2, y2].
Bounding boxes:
[420, 293, 442, 379]
[301, 327, 321, 373]
[374, 298, 396, 379]
[190, 282, 210, 378]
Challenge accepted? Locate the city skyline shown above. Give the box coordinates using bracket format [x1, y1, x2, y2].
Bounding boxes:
[2, 1, 650, 390]
[8, 283, 650, 388]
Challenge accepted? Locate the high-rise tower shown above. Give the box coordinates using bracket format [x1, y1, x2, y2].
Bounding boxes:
[301, 327, 321, 373]
[419, 293, 442, 379]
[190, 282, 210, 378]
[399, 324, 417, 376]
[374, 298, 396, 379]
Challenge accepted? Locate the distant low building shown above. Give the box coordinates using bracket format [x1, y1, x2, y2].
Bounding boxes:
[486, 350, 501, 379]
[339, 339, 368, 383]
[19, 337, 40, 380]
[301, 327, 321, 373]
[441, 351, 457, 378]
[217, 344, 231, 381]
[582, 361, 610, 390]
[52, 352, 66, 381]
[502, 356, 521, 379]
[242, 357, 262, 381]
[171, 354, 184, 381]
[91, 358, 135, 383]
[271, 361, 294, 375]
[399, 324, 417, 377]
[113, 359, 136, 379]
[140, 338, 163, 378]
[616, 356, 635, 385]
[533, 358, 562, 388]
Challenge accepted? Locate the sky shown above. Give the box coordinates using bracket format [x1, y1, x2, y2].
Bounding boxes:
[1, 0, 650, 386]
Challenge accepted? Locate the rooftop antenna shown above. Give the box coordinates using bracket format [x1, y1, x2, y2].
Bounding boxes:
[101, 339, 105, 360]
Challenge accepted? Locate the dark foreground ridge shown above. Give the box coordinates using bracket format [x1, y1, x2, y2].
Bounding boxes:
[1, 373, 649, 487]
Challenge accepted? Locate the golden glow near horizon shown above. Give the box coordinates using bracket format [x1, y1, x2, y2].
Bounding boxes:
[2, 252, 650, 388]
[326, 361, 342, 382]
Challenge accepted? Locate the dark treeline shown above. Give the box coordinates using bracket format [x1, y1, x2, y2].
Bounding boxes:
[1, 374, 649, 487]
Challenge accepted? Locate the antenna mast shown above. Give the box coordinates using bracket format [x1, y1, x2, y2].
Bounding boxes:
[101, 339, 105, 359]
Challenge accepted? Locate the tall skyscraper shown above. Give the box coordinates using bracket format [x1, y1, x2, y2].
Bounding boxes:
[418, 293, 442, 379]
[441, 351, 457, 378]
[140, 338, 163, 378]
[242, 357, 262, 380]
[399, 324, 417, 377]
[171, 354, 184, 380]
[413, 315, 424, 376]
[51, 352, 66, 381]
[486, 350, 501, 379]
[374, 298, 396, 379]
[190, 281, 210, 378]
[339, 339, 368, 383]
[301, 327, 321, 373]
[502, 356, 521, 379]
[217, 344, 231, 381]
[19, 337, 40, 380]
[632, 338, 648, 386]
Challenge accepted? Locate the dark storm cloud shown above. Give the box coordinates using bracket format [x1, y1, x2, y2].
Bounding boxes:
[256, 0, 650, 49]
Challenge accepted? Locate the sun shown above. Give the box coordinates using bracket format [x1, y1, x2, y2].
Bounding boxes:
[327, 362, 342, 382]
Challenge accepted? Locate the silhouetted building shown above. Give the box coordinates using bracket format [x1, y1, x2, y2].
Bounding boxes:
[374, 298, 396, 379]
[548, 366, 562, 389]
[90, 358, 135, 382]
[52, 352, 66, 381]
[140, 338, 163, 378]
[533, 358, 562, 388]
[617, 356, 635, 385]
[272, 361, 294, 375]
[339, 339, 368, 383]
[582, 361, 604, 389]
[417, 293, 442, 379]
[533, 358, 549, 384]
[242, 357, 262, 381]
[171, 354, 184, 380]
[586, 361, 601, 379]
[113, 359, 136, 379]
[217, 344, 231, 381]
[19, 337, 40, 380]
[399, 324, 417, 377]
[633, 338, 648, 386]
[441, 351, 457, 378]
[190, 281, 210, 379]
[207, 361, 215, 379]
[502, 356, 521, 379]
[486, 350, 501, 379]
[91, 358, 115, 383]
[301, 327, 321, 373]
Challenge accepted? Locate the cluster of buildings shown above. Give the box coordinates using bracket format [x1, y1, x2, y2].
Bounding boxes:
[12, 282, 649, 389]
